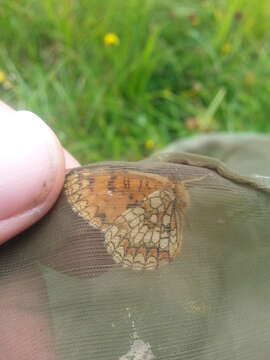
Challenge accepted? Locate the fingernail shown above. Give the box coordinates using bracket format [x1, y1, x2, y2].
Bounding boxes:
[0, 111, 65, 222]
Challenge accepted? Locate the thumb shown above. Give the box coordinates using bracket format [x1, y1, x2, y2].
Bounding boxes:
[0, 110, 65, 243]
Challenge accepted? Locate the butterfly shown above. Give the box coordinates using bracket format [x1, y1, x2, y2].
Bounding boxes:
[64, 168, 201, 270]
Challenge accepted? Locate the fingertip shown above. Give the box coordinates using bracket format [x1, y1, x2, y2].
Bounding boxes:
[0, 110, 65, 243]
[64, 149, 81, 169]
[0, 100, 15, 112]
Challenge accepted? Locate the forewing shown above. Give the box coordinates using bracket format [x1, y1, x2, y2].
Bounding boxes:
[64, 168, 172, 232]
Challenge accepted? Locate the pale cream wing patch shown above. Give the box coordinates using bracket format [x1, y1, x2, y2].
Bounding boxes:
[104, 189, 183, 270]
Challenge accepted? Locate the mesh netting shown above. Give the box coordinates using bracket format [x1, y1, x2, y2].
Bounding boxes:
[1, 133, 270, 360]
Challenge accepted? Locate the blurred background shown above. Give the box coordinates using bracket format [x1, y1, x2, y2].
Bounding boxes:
[1, 0, 270, 163]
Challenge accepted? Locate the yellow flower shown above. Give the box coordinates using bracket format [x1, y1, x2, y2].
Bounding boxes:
[0, 71, 7, 83]
[221, 43, 232, 54]
[104, 33, 120, 46]
[145, 139, 155, 150]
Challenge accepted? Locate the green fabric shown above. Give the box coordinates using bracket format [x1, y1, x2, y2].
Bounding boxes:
[1, 133, 270, 359]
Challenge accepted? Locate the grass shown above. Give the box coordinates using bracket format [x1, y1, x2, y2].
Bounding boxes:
[1, 0, 270, 164]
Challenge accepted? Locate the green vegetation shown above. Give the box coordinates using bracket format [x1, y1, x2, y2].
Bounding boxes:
[1, 0, 270, 163]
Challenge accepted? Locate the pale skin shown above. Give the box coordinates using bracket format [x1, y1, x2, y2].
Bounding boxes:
[0, 101, 80, 244]
[0, 100, 80, 360]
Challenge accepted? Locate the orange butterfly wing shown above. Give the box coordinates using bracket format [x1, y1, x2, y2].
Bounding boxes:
[65, 168, 184, 269]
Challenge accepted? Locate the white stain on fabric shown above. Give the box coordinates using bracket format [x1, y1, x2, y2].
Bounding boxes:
[118, 308, 155, 360]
